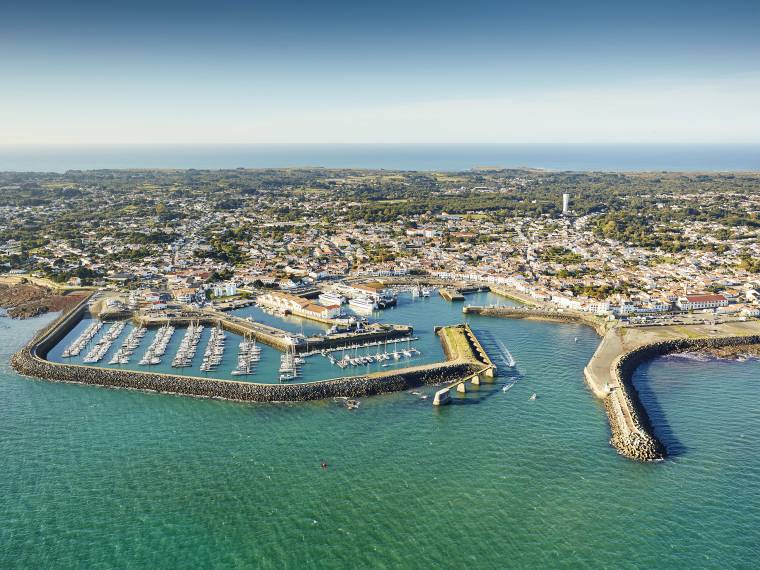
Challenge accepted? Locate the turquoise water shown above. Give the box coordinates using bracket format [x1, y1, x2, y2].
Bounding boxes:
[2, 301, 759, 568]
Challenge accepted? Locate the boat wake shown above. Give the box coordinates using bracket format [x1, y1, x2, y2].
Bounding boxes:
[495, 339, 516, 368]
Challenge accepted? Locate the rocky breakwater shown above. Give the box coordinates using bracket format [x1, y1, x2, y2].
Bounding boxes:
[11, 345, 477, 402]
[607, 333, 760, 461]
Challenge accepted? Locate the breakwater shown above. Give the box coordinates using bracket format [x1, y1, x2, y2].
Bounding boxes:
[11, 346, 478, 402]
[10, 301, 478, 403]
[464, 305, 609, 335]
[601, 333, 760, 461]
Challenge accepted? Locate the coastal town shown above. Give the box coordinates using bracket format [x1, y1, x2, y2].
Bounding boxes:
[1, 168, 759, 323]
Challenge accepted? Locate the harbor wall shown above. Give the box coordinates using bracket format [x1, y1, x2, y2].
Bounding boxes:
[33, 294, 93, 359]
[605, 334, 760, 461]
[464, 305, 608, 336]
[12, 344, 477, 403]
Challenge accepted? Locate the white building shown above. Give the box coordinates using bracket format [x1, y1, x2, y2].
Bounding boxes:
[676, 294, 729, 311]
[212, 282, 237, 298]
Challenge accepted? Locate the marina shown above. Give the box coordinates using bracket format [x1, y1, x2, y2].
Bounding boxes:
[46, 291, 514, 385]
[200, 325, 226, 372]
[325, 337, 421, 369]
[172, 322, 203, 368]
[61, 320, 102, 357]
[231, 336, 261, 376]
[108, 325, 146, 365]
[138, 323, 175, 366]
[82, 321, 125, 363]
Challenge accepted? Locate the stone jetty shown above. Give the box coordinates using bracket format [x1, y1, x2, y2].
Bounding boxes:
[464, 305, 610, 335]
[585, 321, 760, 461]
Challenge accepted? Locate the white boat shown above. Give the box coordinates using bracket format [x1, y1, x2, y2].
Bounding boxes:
[348, 296, 377, 312]
[318, 292, 344, 306]
[530, 393, 537, 400]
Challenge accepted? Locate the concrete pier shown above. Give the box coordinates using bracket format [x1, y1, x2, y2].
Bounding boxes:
[433, 324, 497, 403]
[439, 288, 465, 302]
[433, 388, 451, 406]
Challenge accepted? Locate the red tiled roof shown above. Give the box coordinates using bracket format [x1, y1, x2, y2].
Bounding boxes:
[685, 294, 726, 303]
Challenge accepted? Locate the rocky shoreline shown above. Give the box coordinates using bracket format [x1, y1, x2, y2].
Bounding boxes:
[688, 344, 760, 361]
[0, 282, 87, 319]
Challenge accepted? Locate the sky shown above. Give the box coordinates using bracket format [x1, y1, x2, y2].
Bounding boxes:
[1, 0, 759, 144]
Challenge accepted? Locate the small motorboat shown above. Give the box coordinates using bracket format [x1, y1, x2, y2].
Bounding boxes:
[530, 393, 537, 400]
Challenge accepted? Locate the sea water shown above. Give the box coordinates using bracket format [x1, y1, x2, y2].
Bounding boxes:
[1, 143, 759, 172]
[1, 298, 759, 568]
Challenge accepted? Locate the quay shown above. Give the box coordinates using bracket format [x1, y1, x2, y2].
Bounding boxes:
[10, 296, 480, 403]
[439, 288, 465, 302]
[431, 323, 497, 406]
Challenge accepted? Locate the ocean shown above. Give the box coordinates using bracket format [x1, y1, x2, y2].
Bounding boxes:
[2, 294, 759, 568]
[0, 144, 759, 172]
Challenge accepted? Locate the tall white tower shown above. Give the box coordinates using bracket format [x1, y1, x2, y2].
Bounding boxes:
[562, 193, 570, 215]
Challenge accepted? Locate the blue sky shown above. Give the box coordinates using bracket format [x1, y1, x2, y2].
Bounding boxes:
[1, 0, 759, 143]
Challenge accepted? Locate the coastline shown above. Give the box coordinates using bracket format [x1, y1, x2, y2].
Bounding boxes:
[10, 283, 760, 461]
